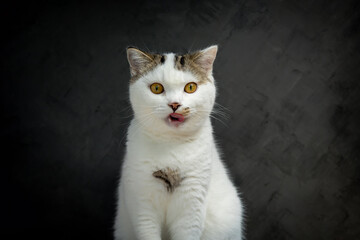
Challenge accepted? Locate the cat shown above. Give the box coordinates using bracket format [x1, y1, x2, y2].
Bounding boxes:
[114, 45, 244, 240]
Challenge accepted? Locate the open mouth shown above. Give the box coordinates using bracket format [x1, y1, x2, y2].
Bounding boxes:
[168, 113, 185, 124]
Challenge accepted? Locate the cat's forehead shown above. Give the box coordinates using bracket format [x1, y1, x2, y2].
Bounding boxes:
[150, 52, 209, 84]
[158, 53, 189, 83]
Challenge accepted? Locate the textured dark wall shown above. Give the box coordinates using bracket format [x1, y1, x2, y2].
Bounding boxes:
[2, 0, 360, 239]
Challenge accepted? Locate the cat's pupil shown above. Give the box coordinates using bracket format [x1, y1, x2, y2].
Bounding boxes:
[156, 86, 158, 91]
[190, 85, 192, 90]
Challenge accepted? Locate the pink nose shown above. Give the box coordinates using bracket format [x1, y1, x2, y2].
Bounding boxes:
[168, 102, 181, 112]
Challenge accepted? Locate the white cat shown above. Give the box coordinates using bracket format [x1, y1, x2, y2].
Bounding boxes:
[114, 45, 244, 240]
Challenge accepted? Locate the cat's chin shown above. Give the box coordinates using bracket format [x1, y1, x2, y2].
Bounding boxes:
[166, 113, 185, 127]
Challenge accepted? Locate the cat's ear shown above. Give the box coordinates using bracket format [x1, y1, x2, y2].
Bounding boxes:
[193, 45, 218, 75]
[126, 47, 154, 77]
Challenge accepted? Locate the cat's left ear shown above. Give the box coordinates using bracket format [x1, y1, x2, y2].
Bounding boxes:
[126, 47, 154, 77]
[194, 45, 218, 75]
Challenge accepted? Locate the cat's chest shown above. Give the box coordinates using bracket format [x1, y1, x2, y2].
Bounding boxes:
[125, 137, 212, 192]
[128, 137, 210, 171]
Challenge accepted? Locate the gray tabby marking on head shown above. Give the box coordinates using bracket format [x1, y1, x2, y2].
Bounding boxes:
[126, 46, 217, 84]
[174, 52, 211, 84]
[126, 47, 166, 83]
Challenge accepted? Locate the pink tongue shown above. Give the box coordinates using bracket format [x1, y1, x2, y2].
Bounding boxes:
[170, 113, 185, 122]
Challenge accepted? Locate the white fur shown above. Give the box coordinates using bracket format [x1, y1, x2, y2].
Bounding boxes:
[114, 46, 244, 240]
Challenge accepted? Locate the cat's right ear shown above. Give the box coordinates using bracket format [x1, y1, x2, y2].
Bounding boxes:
[126, 47, 153, 77]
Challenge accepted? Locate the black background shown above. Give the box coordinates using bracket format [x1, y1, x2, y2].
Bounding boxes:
[2, 0, 360, 239]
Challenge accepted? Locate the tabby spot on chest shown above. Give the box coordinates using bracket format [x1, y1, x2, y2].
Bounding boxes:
[152, 167, 183, 193]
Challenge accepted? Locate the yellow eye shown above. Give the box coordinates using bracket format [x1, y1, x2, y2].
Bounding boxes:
[184, 82, 197, 93]
[150, 83, 164, 94]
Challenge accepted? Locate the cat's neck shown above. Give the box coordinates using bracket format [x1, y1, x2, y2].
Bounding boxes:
[128, 117, 213, 145]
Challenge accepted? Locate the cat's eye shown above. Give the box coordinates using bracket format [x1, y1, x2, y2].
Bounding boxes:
[150, 83, 164, 94]
[184, 82, 197, 93]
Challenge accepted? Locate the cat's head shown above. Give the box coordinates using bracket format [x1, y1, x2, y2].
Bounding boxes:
[126, 45, 218, 138]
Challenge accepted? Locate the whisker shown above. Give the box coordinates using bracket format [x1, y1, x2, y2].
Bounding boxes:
[191, 109, 229, 127]
[119, 110, 156, 145]
[210, 114, 228, 127]
[214, 102, 231, 111]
